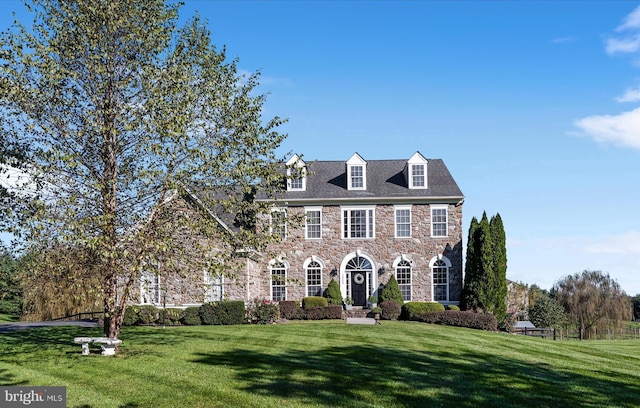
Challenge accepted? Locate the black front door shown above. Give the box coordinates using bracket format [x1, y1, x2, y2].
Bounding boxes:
[351, 272, 367, 306]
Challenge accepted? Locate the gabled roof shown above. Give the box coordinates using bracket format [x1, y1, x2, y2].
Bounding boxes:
[270, 157, 463, 203]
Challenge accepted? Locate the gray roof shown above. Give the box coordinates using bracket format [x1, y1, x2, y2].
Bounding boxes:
[275, 158, 464, 204]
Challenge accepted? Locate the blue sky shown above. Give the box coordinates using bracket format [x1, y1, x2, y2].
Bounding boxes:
[3, 1, 640, 295]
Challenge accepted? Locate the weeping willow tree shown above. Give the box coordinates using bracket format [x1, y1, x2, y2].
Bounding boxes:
[0, 0, 287, 340]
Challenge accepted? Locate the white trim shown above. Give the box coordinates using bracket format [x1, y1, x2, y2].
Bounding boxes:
[340, 205, 376, 239]
[394, 205, 412, 238]
[430, 204, 448, 238]
[304, 206, 322, 240]
[286, 154, 307, 191]
[346, 153, 367, 190]
[269, 259, 288, 301]
[429, 255, 451, 302]
[339, 251, 378, 302]
[407, 151, 428, 189]
[393, 256, 413, 302]
[303, 256, 324, 297]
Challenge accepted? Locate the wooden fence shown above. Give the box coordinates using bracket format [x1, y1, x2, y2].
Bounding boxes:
[514, 327, 556, 340]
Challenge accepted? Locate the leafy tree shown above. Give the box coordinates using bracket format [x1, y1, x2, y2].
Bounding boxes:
[0, 248, 23, 315]
[554, 270, 632, 340]
[528, 295, 565, 328]
[323, 279, 342, 305]
[528, 284, 548, 309]
[0, 0, 286, 339]
[632, 294, 640, 321]
[380, 275, 404, 305]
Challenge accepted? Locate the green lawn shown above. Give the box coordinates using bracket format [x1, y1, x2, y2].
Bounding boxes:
[0, 313, 18, 323]
[1, 321, 639, 407]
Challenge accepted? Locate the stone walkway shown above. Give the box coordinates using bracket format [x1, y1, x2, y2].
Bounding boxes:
[345, 317, 378, 325]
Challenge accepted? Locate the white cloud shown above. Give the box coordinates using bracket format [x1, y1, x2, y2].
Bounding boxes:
[552, 36, 575, 44]
[583, 231, 640, 255]
[606, 33, 640, 55]
[616, 5, 640, 32]
[574, 107, 640, 149]
[614, 86, 640, 102]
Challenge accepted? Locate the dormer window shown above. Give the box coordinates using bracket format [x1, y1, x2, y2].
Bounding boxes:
[346, 153, 367, 190]
[407, 151, 428, 189]
[286, 154, 306, 191]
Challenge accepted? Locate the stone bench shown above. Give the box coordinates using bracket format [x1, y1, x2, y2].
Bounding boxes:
[74, 337, 122, 356]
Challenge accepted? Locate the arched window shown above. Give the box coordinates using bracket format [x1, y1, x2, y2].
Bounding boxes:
[305, 260, 323, 297]
[270, 261, 287, 301]
[395, 260, 412, 301]
[431, 258, 450, 302]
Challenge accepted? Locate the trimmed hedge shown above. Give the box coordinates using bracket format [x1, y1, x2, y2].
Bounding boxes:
[304, 305, 343, 320]
[401, 302, 445, 320]
[181, 307, 201, 325]
[380, 301, 402, 320]
[138, 305, 159, 324]
[199, 301, 245, 325]
[446, 305, 461, 311]
[324, 279, 343, 305]
[279, 301, 301, 320]
[251, 300, 279, 324]
[417, 310, 498, 331]
[303, 296, 328, 309]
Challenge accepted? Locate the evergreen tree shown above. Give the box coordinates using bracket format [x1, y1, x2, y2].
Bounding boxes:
[461, 216, 480, 311]
[380, 275, 404, 305]
[490, 213, 507, 321]
[324, 279, 343, 305]
[476, 212, 494, 313]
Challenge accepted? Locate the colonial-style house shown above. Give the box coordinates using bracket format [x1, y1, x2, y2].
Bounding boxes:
[139, 151, 464, 308]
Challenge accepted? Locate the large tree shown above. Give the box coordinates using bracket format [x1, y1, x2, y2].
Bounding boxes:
[461, 212, 507, 320]
[0, 0, 287, 339]
[554, 270, 631, 340]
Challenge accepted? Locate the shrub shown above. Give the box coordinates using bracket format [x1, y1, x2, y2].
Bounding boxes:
[181, 307, 201, 325]
[303, 296, 328, 309]
[401, 302, 445, 320]
[251, 299, 279, 324]
[163, 308, 184, 325]
[198, 301, 245, 325]
[446, 304, 460, 311]
[279, 301, 300, 320]
[529, 295, 566, 328]
[380, 276, 404, 305]
[324, 279, 343, 305]
[417, 310, 498, 331]
[304, 305, 343, 320]
[137, 305, 159, 325]
[380, 301, 402, 320]
[122, 306, 139, 326]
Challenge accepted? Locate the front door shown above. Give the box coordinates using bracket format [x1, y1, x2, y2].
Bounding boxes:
[351, 272, 367, 306]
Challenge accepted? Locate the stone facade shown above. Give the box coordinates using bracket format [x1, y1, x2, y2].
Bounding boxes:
[132, 152, 464, 308]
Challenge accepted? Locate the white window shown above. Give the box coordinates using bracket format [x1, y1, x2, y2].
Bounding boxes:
[204, 272, 223, 302]
[305, 207, 322, 239]
[395, 206, 411, 238]
[270, 261, 287, 301]
[347, 153, 367, 190]
[342, 207, 375, 239]
[305, 260, 323, 297]
[432, 260, 448, 302]
[411, 164, 425, 187]
[407, 151, 428, 189]
[396, 260, 412, 301]
[431, 205, 448, 237]
[286, 154, 306, 191]
[270, 208, 286, 240]
[141, 272, 160, 305]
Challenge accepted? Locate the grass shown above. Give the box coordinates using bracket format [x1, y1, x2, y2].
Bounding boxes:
[0, 321, 639, 408]
[0, 313, 19, 323]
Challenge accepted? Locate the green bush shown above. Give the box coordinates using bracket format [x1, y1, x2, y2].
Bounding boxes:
[279, 301, 300, 320]
[198, 301, 245, 325]
[181, 307, 202, 325]
[251, 299, 279, 324]
[163, 308, 184, 325]
[380, 276, 404, 305]
[137, 305, 159, 324]
[417, 310, 498, 331]
[303, 296, 328, 309]
[380, 301, 402, 320]
[446, 305, 460, 311]
[401, 302, 445, 320]
[323, 279, 343, 305]
[304, 305, 343, 320]
[122, 306, 139, 326]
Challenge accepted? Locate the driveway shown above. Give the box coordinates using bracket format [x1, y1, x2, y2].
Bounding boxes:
[0, 320, 99, 333]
